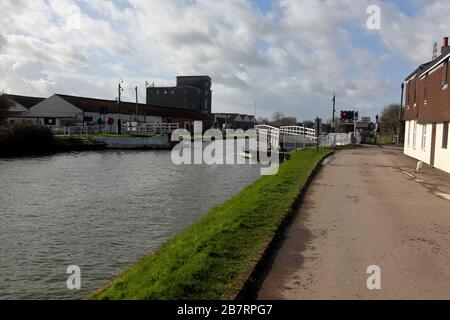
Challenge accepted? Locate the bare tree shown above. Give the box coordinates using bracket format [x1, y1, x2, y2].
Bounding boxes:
[270, 112, 285, 127]
[379, 104, 401, 136]
[280, 116, 297, 126]
[256, 116, 269, 124]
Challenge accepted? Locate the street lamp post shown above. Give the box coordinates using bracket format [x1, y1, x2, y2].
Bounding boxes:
[117, 81, 123, 134]
[332, 92, 336, 133]
[399, 83, 405, 144]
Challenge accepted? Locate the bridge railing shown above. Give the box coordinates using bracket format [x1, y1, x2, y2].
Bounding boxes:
[279, 125, 316, 138]
[254, 125, 280, 150]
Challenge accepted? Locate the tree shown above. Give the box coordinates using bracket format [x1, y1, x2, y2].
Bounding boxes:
[280, 116, 297, 126]
[256, 116, 269, 125]
[0, 93, 12, 124]
[379, 104, 401, 136]
[271, 112, 285, 127]
[302, 120, 315, 129]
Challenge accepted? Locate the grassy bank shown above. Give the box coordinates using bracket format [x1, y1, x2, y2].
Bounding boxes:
[91, 147, 332, 300]
[53, 136, 105, 152]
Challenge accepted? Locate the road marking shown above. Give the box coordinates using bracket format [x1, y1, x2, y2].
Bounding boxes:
[434, 192, 450, 201]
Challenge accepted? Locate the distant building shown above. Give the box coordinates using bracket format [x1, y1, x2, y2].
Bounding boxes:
[339, 116, 373, 134]
[403, 37, 450, 173]
[146, 76, 212, 114]
[8, 94, 211, 129]
[213, 113, 256, 130]
[3, 94, 45, 117]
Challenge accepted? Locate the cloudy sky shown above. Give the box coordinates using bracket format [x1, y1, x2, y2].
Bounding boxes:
[0, 0, 449, 121]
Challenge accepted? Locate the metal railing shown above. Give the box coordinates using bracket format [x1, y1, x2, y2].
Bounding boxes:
[52, 123, 179, 136]
[319, 133, 354, 147]
[254, 125, 280, 150]
[131, 123, 179, 133]
[279, 125, 316, 138]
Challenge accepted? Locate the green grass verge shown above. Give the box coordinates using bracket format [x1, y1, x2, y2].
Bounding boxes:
[54, 136, 103, 146]
[90, 147, 332, 300]
[378, 135, 404, 147]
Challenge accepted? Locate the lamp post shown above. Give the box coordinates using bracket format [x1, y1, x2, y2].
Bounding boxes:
[117, 81, 123, 134]
[332, 91, 336, 133]
[399, 83, 405, 144]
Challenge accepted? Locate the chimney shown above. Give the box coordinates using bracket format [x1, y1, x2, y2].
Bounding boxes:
[442, 36, 449, 53]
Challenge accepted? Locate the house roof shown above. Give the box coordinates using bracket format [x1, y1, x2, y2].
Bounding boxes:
[405, 46, 450, 81]
[4, 94, 46, 109]
[55, 94, 210, 120]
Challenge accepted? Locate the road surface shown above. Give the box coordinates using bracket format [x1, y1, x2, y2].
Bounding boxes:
[258, 145, 450, 299]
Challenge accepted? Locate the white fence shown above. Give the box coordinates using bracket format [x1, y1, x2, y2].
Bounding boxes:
[319, 133, 356, 147]
[51, 123, 179, 136]
[254, 125, 280, 150]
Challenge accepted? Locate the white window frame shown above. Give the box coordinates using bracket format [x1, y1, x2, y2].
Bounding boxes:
[407, 121, 410, 147]
[421, 124, 427, 151]
[413, 121, 417, 149]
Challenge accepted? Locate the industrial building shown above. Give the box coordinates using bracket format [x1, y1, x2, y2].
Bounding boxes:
[146, 76, 212, 114]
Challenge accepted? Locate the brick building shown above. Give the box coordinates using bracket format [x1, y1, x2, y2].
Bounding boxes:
[404, 37, 450, 173]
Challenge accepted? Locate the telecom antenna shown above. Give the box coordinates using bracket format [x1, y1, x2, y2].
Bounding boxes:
[432, 42, 438, 60]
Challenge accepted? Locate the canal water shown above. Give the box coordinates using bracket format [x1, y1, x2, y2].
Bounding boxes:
[0, 149, 262, 299]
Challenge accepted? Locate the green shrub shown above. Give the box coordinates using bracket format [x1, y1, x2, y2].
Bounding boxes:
[0, 123, 55, 156]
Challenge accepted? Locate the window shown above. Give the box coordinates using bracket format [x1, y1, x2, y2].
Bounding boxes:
[443, 59, 449, 88]
[421, 124, 427, 151]
[407, 121, 410, 147]
[413, 77, 417, 106]
[424, 74, 428, 102]
[413, 121, 417, 149]
[406, 81, 410, 107]
[443, 122, 449, 149]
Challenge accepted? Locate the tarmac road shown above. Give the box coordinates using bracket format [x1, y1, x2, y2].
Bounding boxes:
[258, 145, 450, 299]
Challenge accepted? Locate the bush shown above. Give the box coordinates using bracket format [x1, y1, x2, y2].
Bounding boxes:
[0, 123, 55, 156]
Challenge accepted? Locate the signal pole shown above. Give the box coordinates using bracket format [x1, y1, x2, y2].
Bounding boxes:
[117, 81, 123, 134]
[332, 91, 336, 133]
[135, 86, 139, 122]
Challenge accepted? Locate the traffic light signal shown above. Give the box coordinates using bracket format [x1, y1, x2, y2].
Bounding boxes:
[340, 110, 358, 121]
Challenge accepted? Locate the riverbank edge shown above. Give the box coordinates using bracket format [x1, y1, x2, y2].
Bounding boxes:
[234, 150, 335, 300]
[88, 148, 334, 300]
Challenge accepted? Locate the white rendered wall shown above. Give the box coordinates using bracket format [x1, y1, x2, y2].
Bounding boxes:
[433, 123, 450, 173]
[404, 120, 432, 165]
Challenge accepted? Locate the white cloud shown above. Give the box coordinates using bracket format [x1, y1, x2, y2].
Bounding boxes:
[0, 0, 449, 120]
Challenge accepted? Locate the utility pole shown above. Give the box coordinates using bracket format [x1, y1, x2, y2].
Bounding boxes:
[399, 83, 405, 144]
[117, 81, 123, 134]
[135, 86, 139, 122]
[332, 91, 336, 133]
